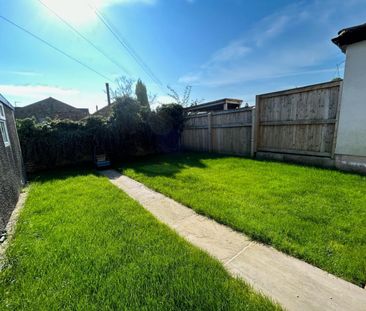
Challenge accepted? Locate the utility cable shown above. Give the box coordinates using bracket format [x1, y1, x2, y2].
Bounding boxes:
[90, 5, 163, 86]
[0, 15, 113, 82]
[37, 0, 130, 75]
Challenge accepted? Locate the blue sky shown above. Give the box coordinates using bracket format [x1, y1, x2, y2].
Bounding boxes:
[0, 0, 365, 112]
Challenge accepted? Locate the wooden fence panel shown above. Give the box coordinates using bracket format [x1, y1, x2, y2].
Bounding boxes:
[181, 108, 253, 155]
[181, 81, 341, 163]
[256, 81, 341, 158]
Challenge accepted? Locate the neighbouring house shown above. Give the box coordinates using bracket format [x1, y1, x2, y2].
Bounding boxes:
[15, 97, 89, 122]
[185, 98, 243, 114]
[0, 94, 25, 232]
[93, 103, 115, 118]
[332, 22, 366, 173]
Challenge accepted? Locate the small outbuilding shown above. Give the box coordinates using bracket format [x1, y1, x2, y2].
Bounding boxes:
[0, 94, 25, 232]
[185, 98, 243, 114]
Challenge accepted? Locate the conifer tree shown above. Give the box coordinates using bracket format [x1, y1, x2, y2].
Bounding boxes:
[135, 79, 150, 113]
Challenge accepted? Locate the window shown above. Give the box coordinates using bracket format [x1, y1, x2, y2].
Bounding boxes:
[0, 103, 10, 147]
[0, 103, 5, 119]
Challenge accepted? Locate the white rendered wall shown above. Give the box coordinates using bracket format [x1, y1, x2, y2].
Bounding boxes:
[335, 40, 366, 157]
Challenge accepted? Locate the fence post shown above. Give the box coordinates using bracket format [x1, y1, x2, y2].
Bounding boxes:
[251, 107, 256, 157]
[331, 81, 343, 159]
[208, 112, 212, 152]
[252, 96, 261, 158]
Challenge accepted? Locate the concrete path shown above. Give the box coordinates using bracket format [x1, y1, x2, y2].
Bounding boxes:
[101, 170, 366, 311]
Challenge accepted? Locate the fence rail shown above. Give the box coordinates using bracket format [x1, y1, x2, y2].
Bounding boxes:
[181, 80, 342, 164]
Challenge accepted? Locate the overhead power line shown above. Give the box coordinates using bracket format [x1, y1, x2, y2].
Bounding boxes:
[37, 0, 130, 75]
[90, 5, 163, 86]
[0, 15, 112, 82]
[93, 8, 160, 84]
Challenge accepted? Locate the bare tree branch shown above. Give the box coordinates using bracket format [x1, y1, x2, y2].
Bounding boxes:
[166, 85, 202, 107]
[111, 76, 135, 99]
[148, 92, 157, 106]
[167, 85, 181, 104]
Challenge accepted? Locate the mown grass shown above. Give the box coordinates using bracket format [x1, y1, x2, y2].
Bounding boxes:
[0, 171, 280, 310]
[122, 153, 366, 286]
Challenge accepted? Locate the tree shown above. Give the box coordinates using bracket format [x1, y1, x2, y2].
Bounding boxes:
[167, 85, 191, 107]
[112, 76, 135, 99]
[135, 79, 150, 113]
[149, 103, 184, 151]
[110, 96, 141, 131]
[148, 92, 157, 106]
[166, 85, 204, 107]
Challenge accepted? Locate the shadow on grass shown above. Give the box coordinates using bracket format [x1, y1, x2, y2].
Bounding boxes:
[28, 166, 100, 184]
[28, 151, 364, 183]
[119, 150, 366, 179]
[119, 152, 228, 178]
[26, 152, 213, 182]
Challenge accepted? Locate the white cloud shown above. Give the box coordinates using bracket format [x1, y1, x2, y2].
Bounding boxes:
[178, 41, 251, 84]
[0, 84, 79, 97]
[255, 14, 290, 47]
[210, 41, 251, 63]
[177, 0, 356, 88]
[191, 66, 338, 88]
[156, 95, 173, 105]
[178, 73, 201, 84]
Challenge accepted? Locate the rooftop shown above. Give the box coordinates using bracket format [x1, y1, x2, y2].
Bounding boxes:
[15, 97, 89, 121]
[185, 98, 243, 113]
[0, 94, 14, 110]
[332, 23, 366, 52]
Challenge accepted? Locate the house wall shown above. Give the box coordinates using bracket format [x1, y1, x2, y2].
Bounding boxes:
[335, 40, 366, 173]
[0, 104, 25, 231]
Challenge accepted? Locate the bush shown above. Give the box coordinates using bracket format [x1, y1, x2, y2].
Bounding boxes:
[17, 118, 94, 172]
[149, 104, 184, 151]
[16, 98, 184, 172]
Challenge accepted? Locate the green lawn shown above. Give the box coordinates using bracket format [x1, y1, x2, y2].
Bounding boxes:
[0, 171, 279, 310]
[122, 153, 366, 287]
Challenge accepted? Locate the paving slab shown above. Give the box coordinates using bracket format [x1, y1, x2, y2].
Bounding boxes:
[101, 170, 366, 311]
[227, 243, 366, 311]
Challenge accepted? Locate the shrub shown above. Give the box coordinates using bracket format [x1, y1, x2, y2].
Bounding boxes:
[16, 98, 184, 172]
[150, 104, 184, 151]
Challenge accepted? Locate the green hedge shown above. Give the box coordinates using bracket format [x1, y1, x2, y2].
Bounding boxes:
[17, 98, 184, 172]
